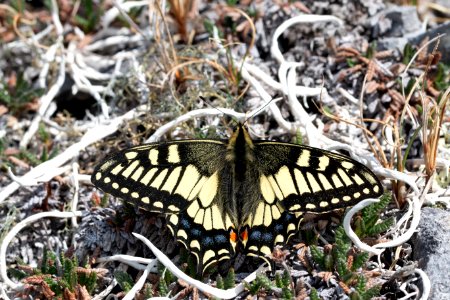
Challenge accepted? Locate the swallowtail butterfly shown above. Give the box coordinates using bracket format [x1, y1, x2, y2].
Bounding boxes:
[91, 124, 383, 272]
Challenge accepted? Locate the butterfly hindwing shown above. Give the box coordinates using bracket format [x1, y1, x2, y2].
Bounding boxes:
[244, 210, 303, 263]
[166, 210, 234, 272]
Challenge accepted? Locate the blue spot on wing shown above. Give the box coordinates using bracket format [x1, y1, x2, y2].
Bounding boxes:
[215, 234, 227, 243]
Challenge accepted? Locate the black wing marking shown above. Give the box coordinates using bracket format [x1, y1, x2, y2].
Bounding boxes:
[244, 211, 303, 263]
[253, 142, 383, 213]
[240, 141, 382, 264]
[91, 140, 227, 213]
[91, 140, 235, 272]
[166, 209, 235, 273]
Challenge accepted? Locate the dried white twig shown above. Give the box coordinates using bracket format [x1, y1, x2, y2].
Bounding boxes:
[102, 0, 149, 28]
[123, 259, 158, 300]
[20, 0, 65, 149]
[70, 163, 80, 228]
[97, 254, 156, 271]
[211, 26, 294, 133]
[244, 62, 326, 97]
[414, 268, 431, 300]
[92, 278, 118, 300]
[0, 105, 147, 204]
[0, 285, 11, 300]
[146, 108, 246, 142]
[133, 233, 269, 299]
[20, 42, 65, 148]
[0, 211, 83, 289]
[271, 15, 343, 64]
[343, 198, 384, 255]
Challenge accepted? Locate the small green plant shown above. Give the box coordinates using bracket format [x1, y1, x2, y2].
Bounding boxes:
[143, 283, 154, 298]
[354, 192, 394, 238]
[275, 270, 293, 299]
[158, 273, 169, 296]
[245, 273, 273, 295]
[224, 267, 236, 288]
[9, 250, 99, 298]
[309, 196, 392, 298]
[9, 0, 26, 13]
[226, 0, 238, 6]
[73, 0, 104, 33]
[310, 287, 320, 300]
[100, 193, 110, 207]
[203, 19, 218, 38]
[18, 143, 59, 166]
[402, 43, 416, 65]
[115, 270, 134, 292]
[213, 274, 225, 300]
[434, 63, 450, 91]
[294, 129, 303, 145]
[157, 264, 176, 296]
[350, 275, 381, 300]
[0, 73, 43, 116]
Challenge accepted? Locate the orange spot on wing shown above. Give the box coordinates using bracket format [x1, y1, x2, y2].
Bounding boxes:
[239, 228, 248, 242]
[230, 229, 238, 243]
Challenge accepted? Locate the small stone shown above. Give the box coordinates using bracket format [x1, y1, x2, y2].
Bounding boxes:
[412, 207, 450, 300]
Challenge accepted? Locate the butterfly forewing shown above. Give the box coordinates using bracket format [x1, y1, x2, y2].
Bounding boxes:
[92, 140, 236, 271]
[238, 141, 382, 262]
[92, 140, 227, 213]
[253, 142, 383, 213]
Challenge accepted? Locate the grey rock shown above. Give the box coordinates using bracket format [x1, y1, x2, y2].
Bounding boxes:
[413, 207, 450, 300]
[409, 21, 450, 64]
[370, 6, 423, 38]
[377, 37, 409, 53]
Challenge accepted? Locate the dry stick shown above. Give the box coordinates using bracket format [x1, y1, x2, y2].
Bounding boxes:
[92, 279, 118, 300]
[20, 43, 65, 148]
[123, 258, 158, 300]
[244, 63, 327, 97]
[239, 65, 294, 132]
[415, 268, 431, 300]
[102, 1, 148, 28]
[133, 233, 269, 299]
[19, 0, 65, 149]
[271, 15, 344, 126]
[70, 163, 80, 228]
[0, 105, 148, 204]
[146, 107, 256, 143]
[210, 27, 293, 132]
[271, 15, 342, 113]
[112, 0, 147, 37]
[343, 192, 431, 300]
[0, 211, 83, 289]
[96, 255, 155, 271]
[285, 65, 330, 147]
[359, 74, 388, 167]
[68, 41, 110, 118]
[0, 285, 10, 300]
[343, 198, 384, 256]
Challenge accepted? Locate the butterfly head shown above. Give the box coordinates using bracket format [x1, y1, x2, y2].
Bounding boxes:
[226, 123, 255, 162]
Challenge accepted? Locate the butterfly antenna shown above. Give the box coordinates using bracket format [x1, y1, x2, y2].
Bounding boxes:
[244, 97, 282, 126]
[199, 96, 238, 131]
